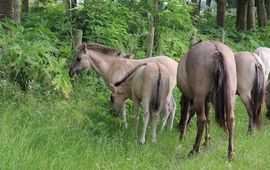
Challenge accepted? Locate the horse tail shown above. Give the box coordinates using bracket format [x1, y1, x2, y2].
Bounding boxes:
[212, 51, 231, 131]
[150, 64, 162, 112]
[251, 63, 265, 128]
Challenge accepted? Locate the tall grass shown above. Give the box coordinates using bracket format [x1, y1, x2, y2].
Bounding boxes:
[1, 72, 270, 169]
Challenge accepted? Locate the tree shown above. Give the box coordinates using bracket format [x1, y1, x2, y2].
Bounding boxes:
[247, 0, 255, 30]
[265, 0, 270, 20]
[216, 0, 226, 27]
[257, 0, 268, 27]
[236, 0, 248, 31]
[0, 0, 21, 22]
[22, 0, 29, 13]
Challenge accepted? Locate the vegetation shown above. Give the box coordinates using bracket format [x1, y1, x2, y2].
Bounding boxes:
[0, 0, 270, 169]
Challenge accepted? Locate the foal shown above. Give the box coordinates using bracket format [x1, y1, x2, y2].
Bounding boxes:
[131, 63, 170, 144]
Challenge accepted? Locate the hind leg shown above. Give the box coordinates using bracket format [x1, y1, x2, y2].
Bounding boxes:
[160, 101, 170, 132]
[140, 100, 150, 145]
[204, 102, 211, 147]
[167, 96, 176, 130]
[226, 95, 235, 159]
[189, 96, 206, 157]
[132, 95, 140, 143]
[151, 111, 160, 143]
[265, 85, 270, 119]
[179, 95, 190, 139]
[187, 100, 196, 126]
[240, 94, 255, 133]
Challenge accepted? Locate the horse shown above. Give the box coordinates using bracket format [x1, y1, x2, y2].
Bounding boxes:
[255, 47, 270, 119]
[177, 40, 237, 159]
[69, 43, 178, 130]
[186, 51, 266, 140]
[131, 63, 170, 144]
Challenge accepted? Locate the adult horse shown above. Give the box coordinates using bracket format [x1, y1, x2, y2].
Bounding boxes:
[69, 43, 178, 130]
[177, 40, 237, 159]
[186, 52, 265, 139]
[255, 47, 270, 119]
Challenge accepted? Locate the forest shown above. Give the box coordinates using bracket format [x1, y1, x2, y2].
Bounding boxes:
[0, 0, 270, 169]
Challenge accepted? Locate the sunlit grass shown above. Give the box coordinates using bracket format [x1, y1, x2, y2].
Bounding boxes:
[1, 74, 270, 169]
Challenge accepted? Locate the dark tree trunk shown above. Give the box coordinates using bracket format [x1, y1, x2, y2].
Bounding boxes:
[265, 0, 270, 20]
[257, 0, 268, 27]
[216, 0, 226, 27]
[206, 0, 212, 6]
[0, 0, 21, 22]
[247, 0, 255, 30]
[236, 0, 248, 31]
[191, 0, 200, 15]
[22, 0, 29, 13]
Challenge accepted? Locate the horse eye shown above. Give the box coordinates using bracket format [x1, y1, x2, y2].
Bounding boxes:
[110, 95, 114, 103]
[77, 58, 81, 62]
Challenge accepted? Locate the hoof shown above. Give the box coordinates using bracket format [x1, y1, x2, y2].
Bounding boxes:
[152, 139, 157, 144]
[188, 149, 199, 158]
[140, 139, 145, 145]
[228, 150, 235, 161]
[203, 139, 211, 148]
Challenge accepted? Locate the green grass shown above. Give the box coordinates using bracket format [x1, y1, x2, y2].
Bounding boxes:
[1, 73, 270, 169]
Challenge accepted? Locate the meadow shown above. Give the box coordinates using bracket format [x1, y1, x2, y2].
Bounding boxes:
[1, 72, 270, 170]
[1, 1, 270, 169]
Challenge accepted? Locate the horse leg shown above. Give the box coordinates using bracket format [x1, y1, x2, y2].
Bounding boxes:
[179, 95, 190, 140]
[167, 96, 176, 130]
[160, 101, 170, 132]
[241, 94, 255, 133]
[203, 102, 211, 147]
[227, 96, 235, 160]
[188, 97, 206, 157]
[121, 104, 128, 129]
[187, 100, 196, 126]
[132, 95, 140, 143]
[265, 86, 270, 119]
[140, 100, 150, 145]
[151, 111, 160, 143]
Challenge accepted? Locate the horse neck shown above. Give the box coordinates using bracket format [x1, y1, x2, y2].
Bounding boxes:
[88, 51, 116, 80]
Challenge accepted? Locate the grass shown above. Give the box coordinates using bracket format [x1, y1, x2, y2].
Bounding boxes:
[1, 72, 270, 170]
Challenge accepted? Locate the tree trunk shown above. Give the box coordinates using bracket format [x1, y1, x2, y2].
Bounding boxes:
[191, 0, 200, 16]
[206, 0, 212, 6]
[0, 0, 21, 22]
[257, 0, 268, 27]
[216, 0, 226, 27]
[147, 26, 155, 57]
[265, 0, 270, 20]
[236, 0, 248, 31]
[22, 0, 29, 13]
[247, 0, 255, 30]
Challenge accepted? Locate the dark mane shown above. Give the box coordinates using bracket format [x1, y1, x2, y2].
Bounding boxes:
[87, 43, 119, 56]
[76, 43, 119, 56]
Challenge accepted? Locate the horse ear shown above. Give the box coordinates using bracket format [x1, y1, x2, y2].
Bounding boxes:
[118, 52, 132, 59]
[75, 43, 85, 52]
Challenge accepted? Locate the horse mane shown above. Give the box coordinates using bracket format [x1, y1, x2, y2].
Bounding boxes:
[76, 43, 118, 56]
[76, 43, 132, 58]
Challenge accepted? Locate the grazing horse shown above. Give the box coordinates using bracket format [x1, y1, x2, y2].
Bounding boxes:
[177, 40, 237, 159]
[69, 43, 178, 130]
[255, 47, 270, 119]
[131, 63, 170, 144]
[186, 51, 265, 139]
